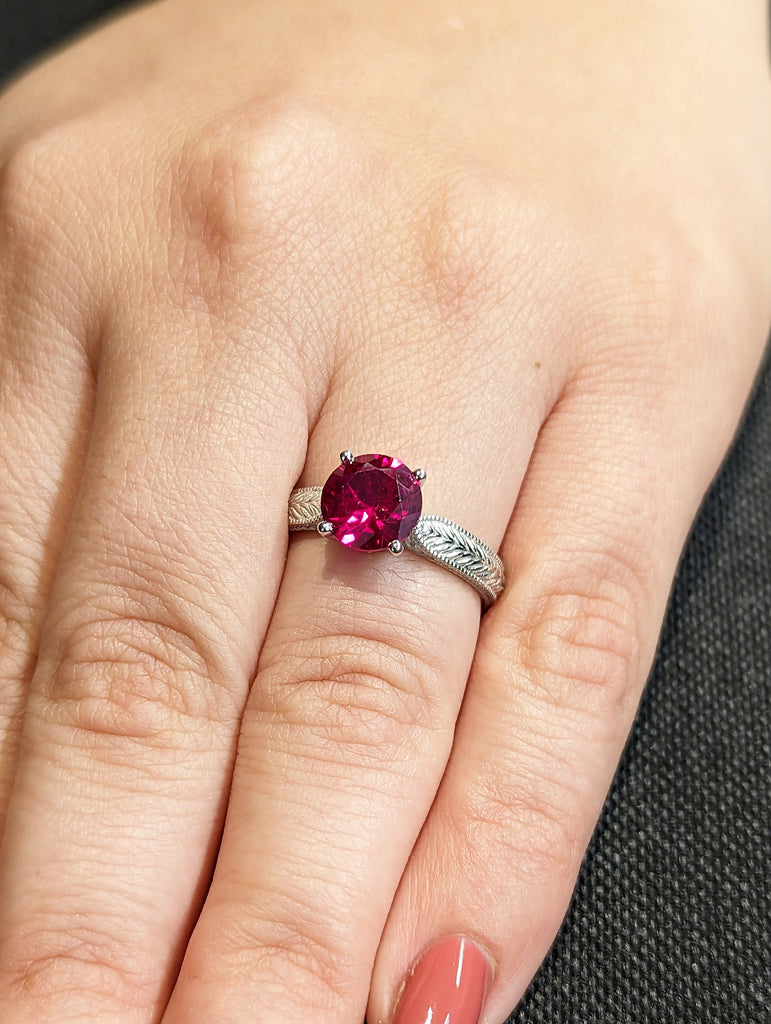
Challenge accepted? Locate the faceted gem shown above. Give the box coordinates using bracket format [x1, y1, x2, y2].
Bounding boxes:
[320, 453, 423, 552]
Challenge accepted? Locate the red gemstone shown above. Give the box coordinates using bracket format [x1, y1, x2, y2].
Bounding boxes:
[320, 453, 423, 551]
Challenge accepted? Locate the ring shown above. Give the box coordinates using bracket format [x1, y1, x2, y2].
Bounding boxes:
[288, 451, 505, 608]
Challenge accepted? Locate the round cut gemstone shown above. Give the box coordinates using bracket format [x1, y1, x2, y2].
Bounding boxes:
[320, 453, 423, 551]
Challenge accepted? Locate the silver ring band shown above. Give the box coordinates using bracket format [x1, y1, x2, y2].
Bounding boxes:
[288, 485, 505, 608]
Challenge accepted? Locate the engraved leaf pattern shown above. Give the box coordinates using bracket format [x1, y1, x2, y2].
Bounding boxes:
[287, 495, 505, 605]
[288, 486, 322, 530]
[407, 516, 505, 600]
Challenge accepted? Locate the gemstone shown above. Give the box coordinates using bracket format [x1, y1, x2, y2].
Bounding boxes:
[320, 453, 423, 552]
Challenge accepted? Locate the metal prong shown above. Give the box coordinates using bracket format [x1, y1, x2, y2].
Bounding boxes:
[388, 539, 404, 555]
[340, 450, 354, 464]
[414, 468, 426, 484]
[317, 520, 334, 536]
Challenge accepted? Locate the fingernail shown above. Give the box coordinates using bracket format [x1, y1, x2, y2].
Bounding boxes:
[393, 936, 492, 1024]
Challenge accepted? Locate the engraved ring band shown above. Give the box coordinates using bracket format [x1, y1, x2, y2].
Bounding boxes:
[288, 451, 505, 609]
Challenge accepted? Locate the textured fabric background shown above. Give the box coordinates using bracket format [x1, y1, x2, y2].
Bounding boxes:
[2, 4, 769, 1022]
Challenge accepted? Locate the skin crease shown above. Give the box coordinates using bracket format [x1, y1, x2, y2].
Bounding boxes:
[0, 0, 769, 1022]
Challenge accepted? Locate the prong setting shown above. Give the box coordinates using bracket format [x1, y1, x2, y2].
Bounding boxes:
[319, 452, 423, 552]
[288, 449, 504, 604]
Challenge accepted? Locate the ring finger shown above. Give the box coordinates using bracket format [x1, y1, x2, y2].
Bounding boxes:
[160, 310, 560, 1023]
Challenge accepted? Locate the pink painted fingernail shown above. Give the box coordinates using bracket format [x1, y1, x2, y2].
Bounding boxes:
[393, 936, 492, 1024]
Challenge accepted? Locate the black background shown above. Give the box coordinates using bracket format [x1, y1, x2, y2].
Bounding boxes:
[2, 3, 769, 1021]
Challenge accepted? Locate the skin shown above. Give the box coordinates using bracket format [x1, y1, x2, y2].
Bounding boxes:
[0, 0, 769, 1021]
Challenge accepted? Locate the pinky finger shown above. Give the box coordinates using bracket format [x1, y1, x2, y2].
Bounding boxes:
[368, 363, 749, 1024]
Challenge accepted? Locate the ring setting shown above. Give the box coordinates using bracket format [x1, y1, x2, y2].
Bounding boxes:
[318, 451, 424, 554]
[288, 451, 505, 608]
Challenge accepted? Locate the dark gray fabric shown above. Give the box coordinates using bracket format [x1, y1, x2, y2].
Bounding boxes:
[2, 4, 769, 1022]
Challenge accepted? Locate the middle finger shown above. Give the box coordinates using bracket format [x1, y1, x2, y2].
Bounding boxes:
[0, 298, 309, 1022]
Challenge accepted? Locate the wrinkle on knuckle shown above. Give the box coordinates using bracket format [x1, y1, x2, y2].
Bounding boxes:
[38, 611, 225, 748]
[0, 669, 25, 724]
[255, 632, 443, 753]
[500, 559, 642, 715]
[0, 548, 43, 701]
[0, 603, 35, 723]
[1, 923, 155, 1013]
[448, 765, 582, 884]
[190, 902, 356, 1012]
[0, 569, 32, 652]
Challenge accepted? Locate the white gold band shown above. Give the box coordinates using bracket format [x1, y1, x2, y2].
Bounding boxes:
[288, 486, 505, 608]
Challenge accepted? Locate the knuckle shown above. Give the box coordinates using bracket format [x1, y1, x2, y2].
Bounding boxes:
[411, 172, 540, 331]
[1, 922, 154, 1014]
[0, 556, 39, 717]
[0, 607, 33, 730]
[501, 554, 643, 712]
[0, 128, 97, 331]
[0, 567, 32, 660]
[38, 610, 228, 748]
[450, 763, 581, 883]
[255, 631, 444, 755]
[166, 101, 365, 313]
[190, 900, 356, 1013]
[234, 101, 363, 223]
[0, 132, 77, 253]
[448, 554, 647, 889]
[0, 139, 51, 241]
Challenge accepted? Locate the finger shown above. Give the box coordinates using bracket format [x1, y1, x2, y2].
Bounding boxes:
[0, 155, 95, 829]
[0, 309, 91, 827]
[368, 351, 759, 1024]
[160, 292, 558, 1024]
[0, 298, 308, 1022]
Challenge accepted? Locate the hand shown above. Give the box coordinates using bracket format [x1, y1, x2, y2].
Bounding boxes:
[0, 1, 769, 1022]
